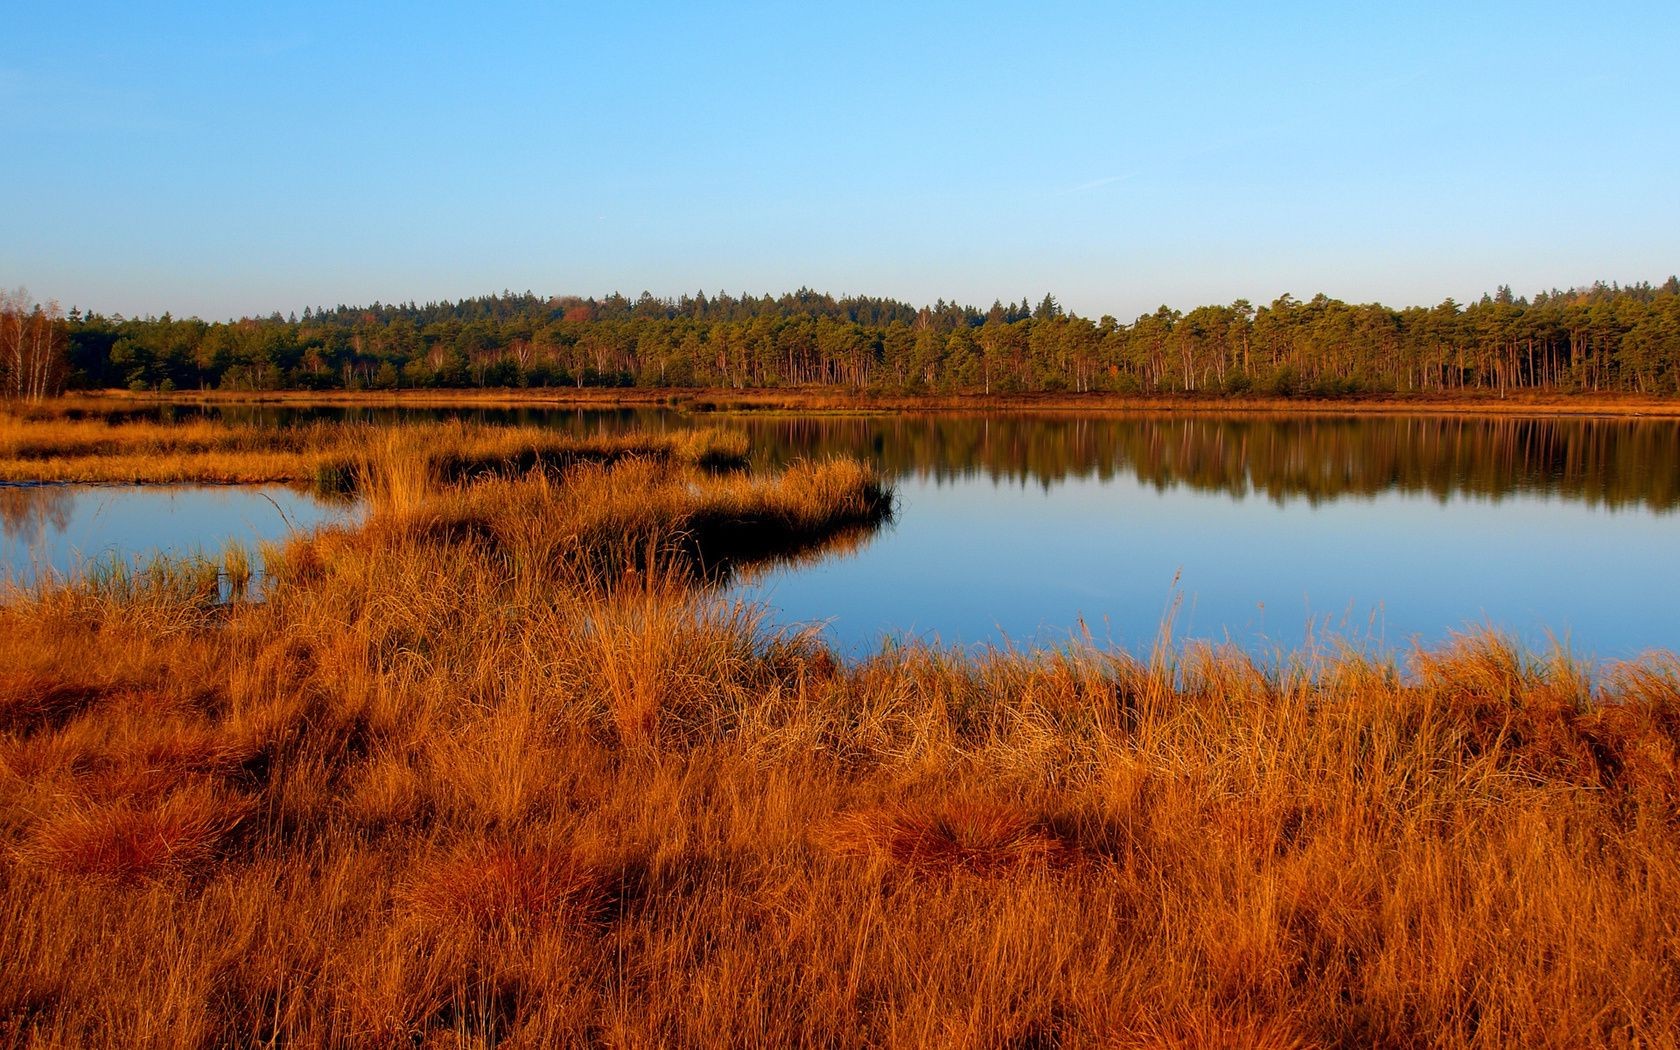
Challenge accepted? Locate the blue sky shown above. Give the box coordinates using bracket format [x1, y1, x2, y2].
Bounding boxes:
[4, 2, 1676, 320]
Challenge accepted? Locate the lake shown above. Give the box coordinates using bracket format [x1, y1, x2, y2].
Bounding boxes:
[719, 413, 1680, 660]
[10, 408, 1679, 660]
[0, 484, 358, 591]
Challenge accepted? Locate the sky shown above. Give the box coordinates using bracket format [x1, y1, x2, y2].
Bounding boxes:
[3, 1, 1677, 321]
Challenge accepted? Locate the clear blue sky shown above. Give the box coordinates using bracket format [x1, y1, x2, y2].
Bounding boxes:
[4, 2, 1676, 321]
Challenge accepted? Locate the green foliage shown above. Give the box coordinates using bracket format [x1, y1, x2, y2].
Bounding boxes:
[61, 279, 1680, 396]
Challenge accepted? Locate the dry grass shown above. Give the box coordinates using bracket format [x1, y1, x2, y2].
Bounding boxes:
[22, 782, 255, 882]
[74, 384, 1680, 418]
[0, 407, 748, 486]
[401, 841, 615, 930]
[823, 795, 1081, 876]
[0, 417, 1678, 1046]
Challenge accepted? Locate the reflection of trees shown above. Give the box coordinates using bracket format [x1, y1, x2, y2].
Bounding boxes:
[205, 404, 667, 432]
[726, 415, 1680, 512]
[167, 405, 1680, 511]
[0, 486, 74, 546]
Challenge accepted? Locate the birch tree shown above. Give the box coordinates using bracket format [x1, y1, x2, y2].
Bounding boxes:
[0, 288, 68, 402]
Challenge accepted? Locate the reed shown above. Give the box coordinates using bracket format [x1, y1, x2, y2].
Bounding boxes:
[71, 384, 1680, 419]
[0, 407, 749, 487]
[219, 540, 253, 599]
[0, 424, 1677, 1047]
[355, 427, 437, 520]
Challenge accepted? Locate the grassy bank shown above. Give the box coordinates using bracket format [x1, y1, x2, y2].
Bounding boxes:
[0, 409, 747, 486]
[60, 386, 1680, 418]
[1, 426, 1679, 1047]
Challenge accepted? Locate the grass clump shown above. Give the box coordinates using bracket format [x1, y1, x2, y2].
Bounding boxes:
[0, 407, 748, 488]
[23, 782, 255, 883]
[401, 841, 614, 931]
[824, 795, 1081, 876]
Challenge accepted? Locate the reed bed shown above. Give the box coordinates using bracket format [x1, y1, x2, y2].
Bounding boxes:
[68, 385, 1680, 419]
[0, 409, 747, 486]
[0, 423, 1677, 1047]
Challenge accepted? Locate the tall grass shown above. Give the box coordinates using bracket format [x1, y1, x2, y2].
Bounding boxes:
[0, 408, 749, 487]
[355, 427, 437, 520]
[0, 427, 1678, 1046]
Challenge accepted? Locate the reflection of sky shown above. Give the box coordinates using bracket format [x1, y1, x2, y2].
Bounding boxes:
[737, 473, 1680, 662]
[0, 486, 358, 587]
[8, 414, 1677, 665]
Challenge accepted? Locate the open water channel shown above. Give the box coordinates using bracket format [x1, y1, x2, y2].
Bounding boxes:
[3, 408, 1676, 660]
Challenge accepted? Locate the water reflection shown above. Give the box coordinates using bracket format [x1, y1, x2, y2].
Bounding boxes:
[0, 484, 359, 590]
[730, 414, 1680, 512]
[144, 404, 1680, 511]
[0, 486, 74, 548]
[705, 521, 889, 590]
[738, 471, 1680, 659]
[76, 405, 1680, 656]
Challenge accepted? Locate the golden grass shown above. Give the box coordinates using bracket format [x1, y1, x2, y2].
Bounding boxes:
[0, 419, 1678, 1046]
[23, 781, 256, 883]
[823, 795, 1081, 876]
[401, 841, 614, 930]
[0, 408, 748, 486]
[73, 384, 1680, 418]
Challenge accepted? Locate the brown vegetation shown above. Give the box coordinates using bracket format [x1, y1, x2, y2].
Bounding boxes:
[0, 408, 747, 485]
[0, 421, 1678, 1046]
[75, 384, 1680, 418]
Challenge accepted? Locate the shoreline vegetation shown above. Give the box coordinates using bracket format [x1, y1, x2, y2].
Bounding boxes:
[1, 415, 1678, 1045]
[0, 411, 750, 487]
[42, 385, 1680, 419]
[10, 403, 1680, 520]
[16, 401, 1680, 516]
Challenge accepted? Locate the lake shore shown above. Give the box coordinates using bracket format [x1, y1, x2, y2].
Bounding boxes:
[0, 411, 749, 486]
[3, 428, 1679, 1045]
[60, 386, 1680, 418]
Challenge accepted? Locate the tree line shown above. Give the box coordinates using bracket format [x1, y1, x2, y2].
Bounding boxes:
[23, 278, 1680, 398]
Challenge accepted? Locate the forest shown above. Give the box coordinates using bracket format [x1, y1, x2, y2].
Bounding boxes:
[20, 278, 1680, 397]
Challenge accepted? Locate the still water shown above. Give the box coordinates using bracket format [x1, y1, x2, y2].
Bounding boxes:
[742, 468, 1678, 659]
[0, 485, 357, 589]
[15, 409, 1680, 659]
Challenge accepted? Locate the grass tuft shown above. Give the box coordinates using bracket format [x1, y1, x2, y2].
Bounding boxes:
[402, 842, 612, 930]
[0, 671, 104, 734]
[825, 796, 1080, 876]
[22, 782, 254, 882]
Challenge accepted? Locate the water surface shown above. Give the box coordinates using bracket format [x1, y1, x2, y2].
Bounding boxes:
[718, 413, 1679, 659]
[1, 484, 357, 590]
[36, 407, 1680, 658]
[739, 470, 1678, 659]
